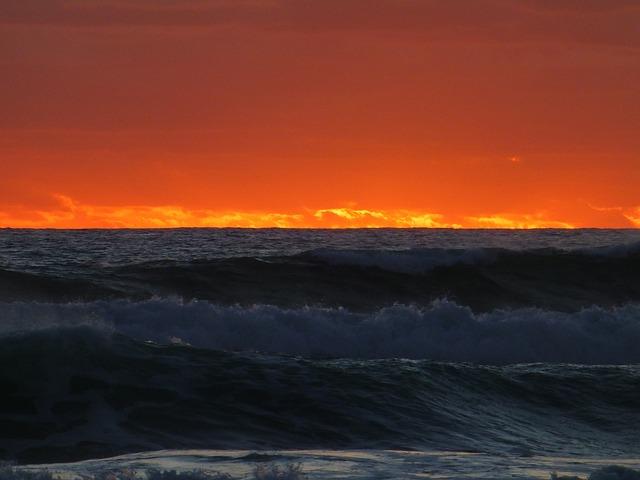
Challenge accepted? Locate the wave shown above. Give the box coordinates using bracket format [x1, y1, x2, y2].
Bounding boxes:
[306, 246, 499, 273]
[6, 463, 640, 480]
[1, 325, 640, 464]
[2, 299, 640, 364]
[3, 244, 640, 311]
[3, 463, 302, 480]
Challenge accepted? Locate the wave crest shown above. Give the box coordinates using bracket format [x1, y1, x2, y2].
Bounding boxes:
[3, 299, 640, 364]
[4, 244, 640, 312]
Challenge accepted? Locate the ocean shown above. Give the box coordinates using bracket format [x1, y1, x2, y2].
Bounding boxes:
[1, 228, 640, 480]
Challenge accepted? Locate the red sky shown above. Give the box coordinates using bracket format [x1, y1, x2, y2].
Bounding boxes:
[1, 0, 639, 228]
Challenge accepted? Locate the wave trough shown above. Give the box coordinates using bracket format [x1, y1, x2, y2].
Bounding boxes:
[1, 327, 640, 464]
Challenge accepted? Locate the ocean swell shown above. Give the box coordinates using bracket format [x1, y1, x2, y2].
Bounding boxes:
[2, 299, 640, 364]
[1, 326, 639, 464]
[3, 245, 640, 312]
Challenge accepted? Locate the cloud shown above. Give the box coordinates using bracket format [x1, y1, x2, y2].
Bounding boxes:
[313, 207, 458, 228]
[2, 0, 639, 48]
[519, 0, 640, 14]
[0, 0, 269, 28]
[0, 195, 595, 229]
[0, 194, 305, 228]
[465, 213, 574, 229]
[623, 207, 640, 227]
[585, 204, 640, 228]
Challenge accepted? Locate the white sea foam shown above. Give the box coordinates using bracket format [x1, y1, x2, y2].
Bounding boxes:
[2, 299, 640, 364]
[5, 454, 640, 480]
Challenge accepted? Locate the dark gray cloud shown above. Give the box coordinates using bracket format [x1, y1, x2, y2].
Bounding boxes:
[518, 0, 640, 14]
[1, 0, 639, 47]
[0, 0, 269, 27]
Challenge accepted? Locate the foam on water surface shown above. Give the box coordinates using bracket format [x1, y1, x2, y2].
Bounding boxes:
[3, 299, 640, 363]
[9, 450, 640, 480]
[2, 229, 640, 473]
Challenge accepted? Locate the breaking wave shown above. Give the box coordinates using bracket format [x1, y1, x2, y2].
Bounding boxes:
[1, 325, 640, 464]
[2, 299, 640, 364]
[2, 233, 640, 467]
[3, 244, 640, 311]
[5, 464, 640, 480]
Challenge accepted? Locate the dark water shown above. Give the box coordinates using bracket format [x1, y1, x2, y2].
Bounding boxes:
[3, 330, 640, 464]
[1, 228, 640, 472]
[2, 229, 640, 312]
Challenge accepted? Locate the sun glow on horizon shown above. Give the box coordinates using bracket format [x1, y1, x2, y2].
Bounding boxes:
[4, 194, 632, 230]
[2, 0, 640, 229]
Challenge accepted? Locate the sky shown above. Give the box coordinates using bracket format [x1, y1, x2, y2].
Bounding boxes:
[1, 0, 639, 228]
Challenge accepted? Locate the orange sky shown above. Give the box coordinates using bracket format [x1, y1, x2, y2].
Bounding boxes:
[1, 0, 639, 228]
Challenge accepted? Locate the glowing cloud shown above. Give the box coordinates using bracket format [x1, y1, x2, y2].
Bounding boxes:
[0, 196, 587, 229]
[0, 195, 305, 229]
[314, 208, 387, 221]
[624, 208, 640, 227]
[465, 214, 574, 229]
[313, 208, 458, 228]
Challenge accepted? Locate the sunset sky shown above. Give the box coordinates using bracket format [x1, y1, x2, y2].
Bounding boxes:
[1, 0, 639, 228]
